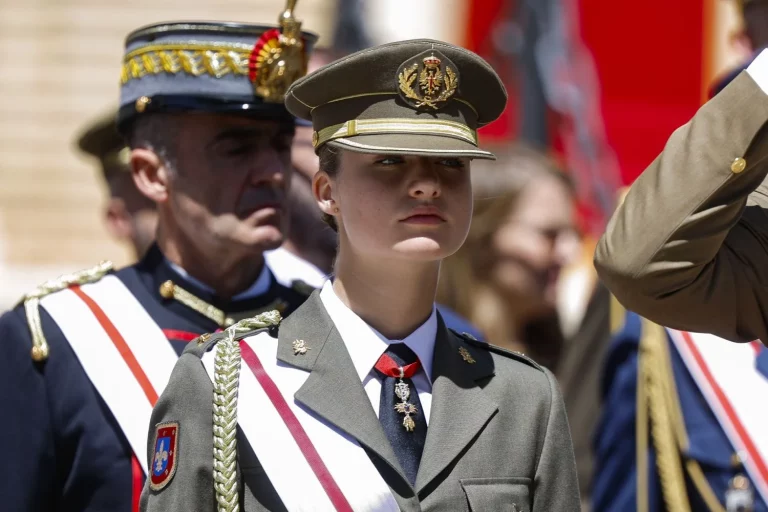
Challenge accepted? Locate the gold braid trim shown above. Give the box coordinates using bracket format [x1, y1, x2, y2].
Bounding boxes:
[640, 319, 692, 511]
[637, 335, 650, 512]
[639, 320, 727, 511]
[212, 311, 282, 512]
[121, 43, 252, 85]
[23, 261, 113, 361]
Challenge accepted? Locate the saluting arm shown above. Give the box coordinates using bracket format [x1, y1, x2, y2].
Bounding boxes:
[140, 352, 217, 512]
[595, 51, 768, 343]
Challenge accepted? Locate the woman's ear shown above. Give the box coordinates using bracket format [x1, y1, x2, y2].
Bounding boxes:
[313, 170, 339, 216]
[131, 148, 170, 203]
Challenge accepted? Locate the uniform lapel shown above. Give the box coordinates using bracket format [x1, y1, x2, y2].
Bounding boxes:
[275, 293, 414, 494]
[415, 316, 498, 494]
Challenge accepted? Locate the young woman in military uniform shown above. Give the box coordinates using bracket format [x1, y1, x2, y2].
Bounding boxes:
[141, 38, 580, 512]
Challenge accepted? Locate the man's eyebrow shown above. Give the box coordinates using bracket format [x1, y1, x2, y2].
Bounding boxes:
[210, 126, 274, 145]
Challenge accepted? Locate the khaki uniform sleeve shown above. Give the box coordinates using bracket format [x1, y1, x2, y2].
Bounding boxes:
[532, 368, 580, 512]
[140, 352, 216, 512]
[595, 71, 768, 343]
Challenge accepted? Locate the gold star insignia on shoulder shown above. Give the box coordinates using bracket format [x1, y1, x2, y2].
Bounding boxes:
[459, 346, 476, 364]
[292, 339, 310, 355]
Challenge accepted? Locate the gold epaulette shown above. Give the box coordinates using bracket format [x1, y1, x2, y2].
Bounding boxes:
[23, 261, 113, 362]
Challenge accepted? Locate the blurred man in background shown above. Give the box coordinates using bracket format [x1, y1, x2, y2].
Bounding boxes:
[76, 110, 158, 261]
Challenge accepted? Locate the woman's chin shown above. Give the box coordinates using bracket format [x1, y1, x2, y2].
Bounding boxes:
[391, 237, 458, 261]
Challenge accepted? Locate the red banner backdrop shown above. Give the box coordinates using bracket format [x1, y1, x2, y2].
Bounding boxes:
[578, 1, 708, 185]
[464, 0, 712, 186]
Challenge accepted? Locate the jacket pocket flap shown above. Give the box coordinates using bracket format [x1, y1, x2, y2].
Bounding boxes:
[460, 477, 531, 511]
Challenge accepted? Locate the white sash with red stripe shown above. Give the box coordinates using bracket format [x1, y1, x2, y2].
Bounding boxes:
[667, 329, 768, 504]
[40, 275, 178, 473]
[202, 332, 399, 512]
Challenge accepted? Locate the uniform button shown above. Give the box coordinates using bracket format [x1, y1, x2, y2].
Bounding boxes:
[731, 157, 747, 173]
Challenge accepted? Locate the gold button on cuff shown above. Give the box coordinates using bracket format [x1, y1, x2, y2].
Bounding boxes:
[731, 157, 747, 174]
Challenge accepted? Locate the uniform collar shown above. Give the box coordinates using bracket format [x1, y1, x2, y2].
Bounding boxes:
[135, 244, 288, 329]
[319, 280, 437, 384]
[165, 257, 271, 301]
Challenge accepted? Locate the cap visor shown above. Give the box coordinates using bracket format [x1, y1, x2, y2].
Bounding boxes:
[326, 133, 495, 160]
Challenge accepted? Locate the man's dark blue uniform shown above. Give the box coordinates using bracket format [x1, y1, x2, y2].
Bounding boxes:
[592, 309, 768, 511]
[0, 245, 309, 511]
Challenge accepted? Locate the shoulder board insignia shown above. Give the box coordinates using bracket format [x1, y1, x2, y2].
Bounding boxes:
[291, 279, 317, 297]
[452, 329, 543, 371]
[23, 261, 114, 362]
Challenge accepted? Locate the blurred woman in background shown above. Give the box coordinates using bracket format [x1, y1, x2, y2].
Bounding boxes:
[437, 143, 580, 370]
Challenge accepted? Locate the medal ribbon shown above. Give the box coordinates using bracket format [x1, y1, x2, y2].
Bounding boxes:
[374, 353, 421, 379]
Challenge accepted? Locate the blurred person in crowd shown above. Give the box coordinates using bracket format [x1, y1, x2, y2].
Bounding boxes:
[76, 110, 158, 260]
[0, 8, 319, 511]
[710, 0, 768, 97]
[437, 143, 579, 369]
[142, 37, 579, 512]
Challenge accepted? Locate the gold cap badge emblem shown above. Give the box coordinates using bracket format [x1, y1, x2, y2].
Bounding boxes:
[397, 50, 459, 111]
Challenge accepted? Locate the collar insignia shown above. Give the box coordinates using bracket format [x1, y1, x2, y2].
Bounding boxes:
[459, 346, 476, 364]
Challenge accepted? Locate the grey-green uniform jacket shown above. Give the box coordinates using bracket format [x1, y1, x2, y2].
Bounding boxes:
[140, 292, 579, 511]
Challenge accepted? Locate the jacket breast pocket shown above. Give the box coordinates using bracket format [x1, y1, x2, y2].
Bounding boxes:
[460, 477, 532, 512]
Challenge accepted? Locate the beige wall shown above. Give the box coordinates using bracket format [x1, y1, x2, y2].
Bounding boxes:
[0, 0, 336, 306]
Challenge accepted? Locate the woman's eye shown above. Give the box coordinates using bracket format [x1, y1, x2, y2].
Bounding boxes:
[438, 158, 466, 168]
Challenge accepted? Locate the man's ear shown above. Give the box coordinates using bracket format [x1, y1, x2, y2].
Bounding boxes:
[104, 197, 133, 242]
[313, 170, 338, 217]
[131, 148, 170, 203]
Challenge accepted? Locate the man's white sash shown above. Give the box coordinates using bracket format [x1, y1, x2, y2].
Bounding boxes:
[203, 332, 398, 512]
[41, 275, 178, 472]
[667, 329, 768, 505]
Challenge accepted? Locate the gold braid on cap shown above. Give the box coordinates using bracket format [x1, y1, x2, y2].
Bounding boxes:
[23, 261, 113, 361]
[212, 311, 282, 512]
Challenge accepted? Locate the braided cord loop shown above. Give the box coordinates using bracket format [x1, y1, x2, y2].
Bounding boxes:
[212, 311, 282, 512]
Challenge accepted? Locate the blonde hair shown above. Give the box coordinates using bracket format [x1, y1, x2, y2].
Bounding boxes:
[437, 142, 573, 362]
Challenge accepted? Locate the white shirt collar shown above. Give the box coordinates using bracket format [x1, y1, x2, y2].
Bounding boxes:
[166, 259, 272, 301]
[319, 280, 437, 384]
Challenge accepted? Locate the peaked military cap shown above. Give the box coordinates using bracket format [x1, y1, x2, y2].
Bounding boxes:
[117, 2, 318, 134]
[285, 39, 507, 159]
[76, 110, 129, 182]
